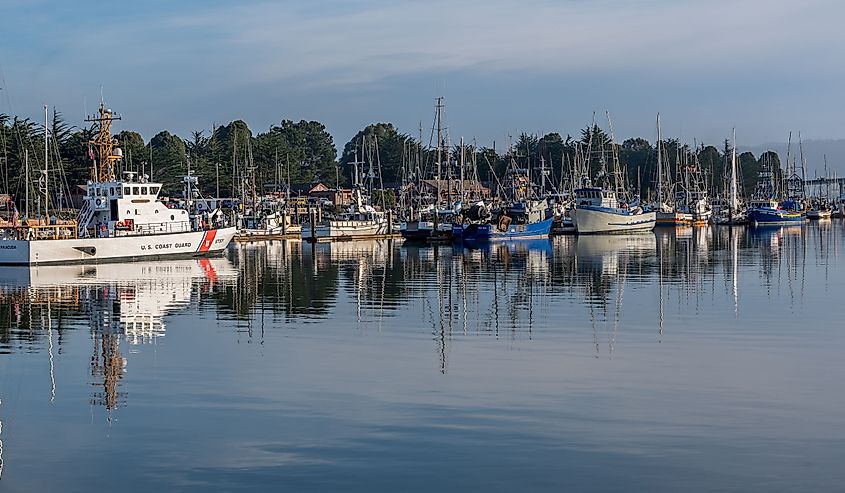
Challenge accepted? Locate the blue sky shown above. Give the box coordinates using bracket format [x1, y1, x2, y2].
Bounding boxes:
[2, 0, 843, 151]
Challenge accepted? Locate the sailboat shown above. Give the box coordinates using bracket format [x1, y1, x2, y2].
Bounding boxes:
[652, 115, 688, 226]
[674, 151, 712, 225]
[0, 103, 236, 265]
[713, 129, 748, 225]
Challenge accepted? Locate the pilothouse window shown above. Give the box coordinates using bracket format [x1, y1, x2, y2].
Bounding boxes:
[141, 187, 148, 195]
[124, 187, 130, 195]
[150, 187, 159, 195]
[133, 186, 139, 195]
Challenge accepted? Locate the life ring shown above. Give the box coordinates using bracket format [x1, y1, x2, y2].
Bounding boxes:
[95, 198, 103, 207]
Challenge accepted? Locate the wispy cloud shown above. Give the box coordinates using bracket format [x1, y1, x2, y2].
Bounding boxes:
[145, 0, 843, 88]
[2, 0, 844, 144]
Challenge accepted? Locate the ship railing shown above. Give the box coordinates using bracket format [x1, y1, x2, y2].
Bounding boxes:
[113, 221, 192, 237]
[0, 223, 79, 241]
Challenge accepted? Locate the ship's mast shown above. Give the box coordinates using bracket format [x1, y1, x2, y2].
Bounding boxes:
[730, 128, 738, 211]
[85, 102, 122, 183]
[656, 114, 663, 207]
[435, 96, 444, 214]
[43, 105, 49, 221]
[24, 149, 29, 218]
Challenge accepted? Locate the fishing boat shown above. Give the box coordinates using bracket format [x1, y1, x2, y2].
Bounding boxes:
[747, 199, 804, 225]
[713, 129, 748, 225]
[459, 199, 553, 242]
[0, 103, 236, 266]
[304, 133, 393, 242]
[651, 115, 690, 226]
[805, 208, 832, 220]
[571, 187, 655, 234]
[400, 205, 455, 242]
[653, 117, 711, 225]
[572, 115, 655, 234]
[456, 150, 554, 242]
[238, 209, 301, 240]
[301, 189, 390, 241]
[805, 200, 832, 220]
[746, 144, 804, 226]
[400, 98, 472, 243]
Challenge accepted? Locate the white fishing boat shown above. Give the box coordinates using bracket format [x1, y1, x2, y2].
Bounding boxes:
[571, 115, 654, 234]
[0, 103, 235, 265]
[805, 207, 832, 220]
[571, 187, 656, 234]
[238, 210, 301, 239]
[301, 190, 389, 241]
[303, 137, 394, 242]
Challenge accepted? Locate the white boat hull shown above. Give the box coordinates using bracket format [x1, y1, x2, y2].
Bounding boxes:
[806, 210, 832, 219]
[572, 208, 656, 234]
[0, 227, 236, 265]
[301, 220, 389, 241]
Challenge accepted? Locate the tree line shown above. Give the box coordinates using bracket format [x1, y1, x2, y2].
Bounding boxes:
[1, 109, 783, 209]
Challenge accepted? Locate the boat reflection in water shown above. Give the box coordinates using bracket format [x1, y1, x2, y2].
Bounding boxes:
[569, 233, 657, 357]
[1, 221, 844, 491]
[0, 258, 237, 415]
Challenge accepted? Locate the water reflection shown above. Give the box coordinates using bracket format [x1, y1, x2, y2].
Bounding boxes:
[0, 222, 844, 491]
[219, 223, 843, 362]
[2, 224, 842, 373]
[0, 259, 237, 413]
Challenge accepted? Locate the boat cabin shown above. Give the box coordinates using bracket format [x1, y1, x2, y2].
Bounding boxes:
[575, 187, 620, 209]
[81, 176, 190, 237]
[747, 199, 779, 210]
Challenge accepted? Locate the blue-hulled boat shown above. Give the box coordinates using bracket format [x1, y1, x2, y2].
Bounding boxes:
[456, 199, 554, 242]
[460, 216, 554, 241]
[747, 199, 804, 225]
[747, 149, 805, 226]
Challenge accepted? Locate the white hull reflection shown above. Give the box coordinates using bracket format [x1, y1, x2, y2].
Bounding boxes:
[0, 257, 238, 343]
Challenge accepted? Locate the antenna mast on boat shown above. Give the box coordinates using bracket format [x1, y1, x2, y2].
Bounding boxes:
[783, 131, 792, 199]
[85, 101, 122, 183]
[656, 113, 663, 207]
[25, 149, 29, 218]
[43, 105, 50, 221]
[605, 111, 624, 198]
[730, 128, 738, 212]
[435, 96, 444, 215]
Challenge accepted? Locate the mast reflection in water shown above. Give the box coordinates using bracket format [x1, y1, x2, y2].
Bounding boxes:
[0, 221, 844, 492]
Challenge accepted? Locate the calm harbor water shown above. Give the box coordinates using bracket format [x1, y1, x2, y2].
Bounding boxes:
[1, 222, 844, 492]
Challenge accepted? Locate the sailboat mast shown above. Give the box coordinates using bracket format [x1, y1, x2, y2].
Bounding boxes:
[783, 131, 792, 199]
[730, 128, 738, 210]
[25, 149, 29, 218]
[435, 97, 443, 211]
[799, 132, 807, 200]
[460, 136, 465, 202]
[44, 104, 49, 221]
[656, 113, 663, 206]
